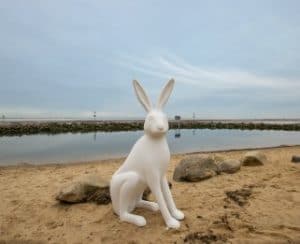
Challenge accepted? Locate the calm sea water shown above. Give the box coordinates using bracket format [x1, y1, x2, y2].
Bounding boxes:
[0, 129, 300, 166]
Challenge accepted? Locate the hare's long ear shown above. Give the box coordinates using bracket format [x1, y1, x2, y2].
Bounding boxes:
[157, 79, 175, 109]
[132, 80, 152, 112]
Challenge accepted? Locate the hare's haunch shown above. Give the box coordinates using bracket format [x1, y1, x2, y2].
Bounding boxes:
[110, 79, 184, 229]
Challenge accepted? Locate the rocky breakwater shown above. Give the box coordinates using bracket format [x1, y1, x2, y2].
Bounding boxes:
[1, 120, 300, 136]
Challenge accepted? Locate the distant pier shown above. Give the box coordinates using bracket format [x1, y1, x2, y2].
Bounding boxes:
[0, 119, 300, 136]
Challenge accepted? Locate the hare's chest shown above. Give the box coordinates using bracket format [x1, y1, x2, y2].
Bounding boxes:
[131, 136, 171, 174]
[149, 143, 170, 172]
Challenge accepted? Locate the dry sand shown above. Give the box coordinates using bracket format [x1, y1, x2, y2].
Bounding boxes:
[0, 146, 300, 243]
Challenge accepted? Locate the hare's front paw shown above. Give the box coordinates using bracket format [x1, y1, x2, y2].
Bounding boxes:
[166, 218, 180, 229]
[172, 209, 184, 220]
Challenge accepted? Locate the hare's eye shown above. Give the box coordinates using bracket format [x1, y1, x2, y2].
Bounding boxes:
[148, 115, 154, 121]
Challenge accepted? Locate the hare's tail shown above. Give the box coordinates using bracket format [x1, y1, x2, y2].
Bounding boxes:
[110, 171, 139, 215]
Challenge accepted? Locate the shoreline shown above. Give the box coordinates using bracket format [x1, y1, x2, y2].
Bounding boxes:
[1, 119, 300, 136]
[1, 144, 300, 169]
[1, 145, 299, 243]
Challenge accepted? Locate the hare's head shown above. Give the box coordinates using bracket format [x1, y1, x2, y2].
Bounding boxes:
[133, 79, 175, 137]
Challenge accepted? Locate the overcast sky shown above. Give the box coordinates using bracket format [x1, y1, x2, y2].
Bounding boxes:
[0, 0, 299, 119]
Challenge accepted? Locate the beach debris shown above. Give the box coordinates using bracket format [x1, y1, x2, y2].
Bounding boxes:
[183, 230, 227, 243]
[216, 159, 241, 174]
[225, 187, 252, 206]
[173, 155, 218, 182]
[56, 174, 110, 204]
[212, 214, 233, 231]
[241, 151, 267, 166]
[291, 155, 300, 163]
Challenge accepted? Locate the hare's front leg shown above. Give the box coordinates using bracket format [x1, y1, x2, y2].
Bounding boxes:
[119, 172, 147, 227]
[148, 175, 180, 229]
[161, 176, 184, 220]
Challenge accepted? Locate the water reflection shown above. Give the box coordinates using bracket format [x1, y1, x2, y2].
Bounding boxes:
[174, 129, 181, 138]
[0, 129, 300, 165]
[174, 129, 197, 138]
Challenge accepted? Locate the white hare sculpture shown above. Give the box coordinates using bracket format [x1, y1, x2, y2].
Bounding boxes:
[110, 79, 184, 229]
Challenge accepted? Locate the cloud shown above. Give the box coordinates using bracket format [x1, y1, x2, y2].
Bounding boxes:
[119, 53, 300, 94]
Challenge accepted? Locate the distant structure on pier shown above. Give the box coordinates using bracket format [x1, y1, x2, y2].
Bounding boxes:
[174, 115, 181, 131]
[1, 115, 5, 120]
[174, 115, 181, 120]
[93, 111, 96, 120]
[193, 112, 196, 120]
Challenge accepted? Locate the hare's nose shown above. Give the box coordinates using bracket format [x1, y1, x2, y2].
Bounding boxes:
[157, 126, 164, 131]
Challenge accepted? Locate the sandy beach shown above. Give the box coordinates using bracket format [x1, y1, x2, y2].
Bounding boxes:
[0, 146, 300, 244]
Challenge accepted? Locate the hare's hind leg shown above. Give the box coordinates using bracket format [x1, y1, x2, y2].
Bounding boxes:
[118, 172, 147, 227]
[110, 173, 128, 215]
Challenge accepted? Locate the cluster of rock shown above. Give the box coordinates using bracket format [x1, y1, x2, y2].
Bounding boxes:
[56, 151, 268, 204]
[173, 151, 267, 182]
[0, 121, 143, 136]
[56, 174, 111, 204]
[56, 174, 172, 204]
[2, 120, 300, 136]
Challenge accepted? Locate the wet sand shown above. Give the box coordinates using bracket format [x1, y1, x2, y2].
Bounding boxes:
[0, 146, 300, 243]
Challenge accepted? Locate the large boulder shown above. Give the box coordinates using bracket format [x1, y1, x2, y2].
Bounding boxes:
[291, 155, 300, 163]
[242, 151, 267, 166]
[217, 159, 241, 174]
[56, 174, 111, 204]
[173, 155, 218, 182]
